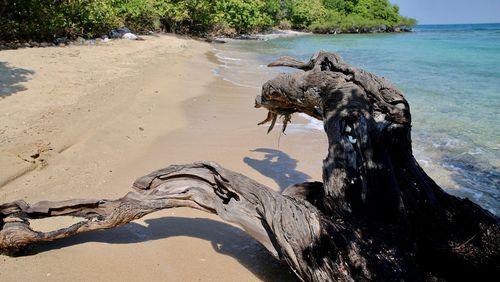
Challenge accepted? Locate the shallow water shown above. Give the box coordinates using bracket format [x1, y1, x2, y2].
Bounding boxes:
[213, 23, 500, 215]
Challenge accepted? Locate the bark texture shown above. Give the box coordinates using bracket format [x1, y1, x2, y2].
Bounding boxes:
[1, 51, 499, 281]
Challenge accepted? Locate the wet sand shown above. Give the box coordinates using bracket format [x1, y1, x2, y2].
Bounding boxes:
[0, 34, 327, 281]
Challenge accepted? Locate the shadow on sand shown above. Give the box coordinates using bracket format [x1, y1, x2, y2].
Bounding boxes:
[29, 217, 299, 281]
[244, 148, 311, 192]
[0, 62, 34, 97]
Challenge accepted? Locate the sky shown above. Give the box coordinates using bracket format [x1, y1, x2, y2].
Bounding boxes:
[390, 0, 500, 24]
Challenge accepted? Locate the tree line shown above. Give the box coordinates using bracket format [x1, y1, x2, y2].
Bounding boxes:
[0, 0, 416, 41]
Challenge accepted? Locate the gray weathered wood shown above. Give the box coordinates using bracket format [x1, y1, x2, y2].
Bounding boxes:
[1, 52, 498, 281]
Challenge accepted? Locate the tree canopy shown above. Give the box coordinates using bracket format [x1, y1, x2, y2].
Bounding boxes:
[0, 0, 417, 43]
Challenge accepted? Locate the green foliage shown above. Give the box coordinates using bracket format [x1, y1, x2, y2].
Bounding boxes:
[322, 0, 358, 13]
[111, 0, 160, 32]
[285, 0, 326, 29]
[0, 0, 120, 40]
[155, 1, 190, 32]
[262, 0, 287, 23]
[0, 0, 417, 41]
[311, 10, 385, 32]
[69, 0, 121, 37]
[0, 0, 70, 41]
[400, 16, 418, 26]
[313, 0, 417, 32]
[214, 0, 273, 32]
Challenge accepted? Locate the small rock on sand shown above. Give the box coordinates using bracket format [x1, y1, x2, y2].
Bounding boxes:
[122, 33, 138, 40]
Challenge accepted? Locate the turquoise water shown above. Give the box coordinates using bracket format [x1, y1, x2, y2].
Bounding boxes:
[213, 23, 500, 215]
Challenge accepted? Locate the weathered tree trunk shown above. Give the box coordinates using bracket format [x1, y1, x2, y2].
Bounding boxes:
[1, 52, 498, 281]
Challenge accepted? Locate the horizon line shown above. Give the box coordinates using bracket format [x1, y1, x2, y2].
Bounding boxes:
[415, 21, 500, 26]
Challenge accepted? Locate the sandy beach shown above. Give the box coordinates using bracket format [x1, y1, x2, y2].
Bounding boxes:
[0, 34, 327, 281]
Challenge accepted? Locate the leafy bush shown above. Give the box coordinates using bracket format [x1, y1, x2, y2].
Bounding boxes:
[69, 0, 121, 38]
[399, 16, 418, 27]
[0, 0, 119, 40]
[262, 0, 287, 24]
[311, 11, 387, 33]
[285, 0, 326, 29]
[312, 0, 417, 33]
[0, 0, 70, 41]
[111, 0, 160, 33]
[214, 0, 271, 32]
[156, 1, 190, 33]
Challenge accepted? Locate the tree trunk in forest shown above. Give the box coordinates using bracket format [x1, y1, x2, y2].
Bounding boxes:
[1, 51, 498, 281]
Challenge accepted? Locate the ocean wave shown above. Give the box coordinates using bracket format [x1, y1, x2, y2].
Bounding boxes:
[299, 113, 323, 131]
[211, 69, 260, 89]
[431, 138, 462, 149]
[214, 52, 241, 61]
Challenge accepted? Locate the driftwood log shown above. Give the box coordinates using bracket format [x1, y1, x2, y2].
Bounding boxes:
[1, 52, 498, 281]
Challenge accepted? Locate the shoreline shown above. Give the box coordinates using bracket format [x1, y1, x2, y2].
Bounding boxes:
[0, 32, 326, 281]
[0, 25, 414, 50]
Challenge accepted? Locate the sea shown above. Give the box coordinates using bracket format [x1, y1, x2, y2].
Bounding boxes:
[212, 23, 500, 216]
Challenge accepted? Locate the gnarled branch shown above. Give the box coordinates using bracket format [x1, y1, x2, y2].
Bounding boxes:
[2, 52, 499, 282]
[1, 162, 347, 281]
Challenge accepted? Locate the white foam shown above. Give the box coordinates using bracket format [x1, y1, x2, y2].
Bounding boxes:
[253, 30, 312, 41]
[214, 52, 241, 61]
[211, 68, 260, 89]
[466, 147, 484, 156]
[417, 159, 431, 167]
[299, 113, 323, 130]
[432, 138, 462, 149]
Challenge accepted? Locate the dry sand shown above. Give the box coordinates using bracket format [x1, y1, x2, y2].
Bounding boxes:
[0, 34, 327, 281]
